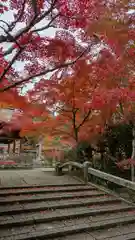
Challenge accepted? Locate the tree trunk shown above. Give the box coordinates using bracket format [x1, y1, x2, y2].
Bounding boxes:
[74, 128, 78, 143]
[131, 124, 135, 181]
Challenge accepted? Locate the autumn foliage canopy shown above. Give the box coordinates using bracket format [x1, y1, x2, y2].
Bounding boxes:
[0, 0, 134, 147]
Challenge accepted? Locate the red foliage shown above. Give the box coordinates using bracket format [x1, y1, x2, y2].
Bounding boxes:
[0, 0, 134, 158]
[117, 158, 135, 169]
[0, 0, 8, 13]
[0, 0, 107, 92]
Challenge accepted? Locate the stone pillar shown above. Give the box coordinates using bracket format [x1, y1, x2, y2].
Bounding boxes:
[83, 161, 90, 184]
[13, 140, 15, 153]
[8, 143, 10, 153]
[15, 140, 20, 154]
[53, 148, 57, 167]
[10, 142, 13, 154]
[20, 139, 22, 153]
[37, 142, 42, 161]
[34, 139, 43, 168]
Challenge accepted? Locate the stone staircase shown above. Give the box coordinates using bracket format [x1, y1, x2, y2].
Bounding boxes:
[0, 183, 135, 239]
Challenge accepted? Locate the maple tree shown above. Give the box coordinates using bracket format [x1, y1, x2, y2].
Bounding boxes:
[86, 0, 135, 178]
[0, 0, 105, 92]
[27, 0, 135, 174]
[28, 59, 107, 145]
[0, 0, 107, 136]
[0, 0, 135, 179]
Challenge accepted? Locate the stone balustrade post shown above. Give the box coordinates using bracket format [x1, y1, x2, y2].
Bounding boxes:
[55, 162, 63, 176]
[83, 161, 89, 184]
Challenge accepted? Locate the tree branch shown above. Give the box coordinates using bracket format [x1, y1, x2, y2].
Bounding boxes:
[11, 0, 57, 41]
[0, 48, 25, 82]
[0, 26, 22, 56]
[0, 1, 59, 83]
[0, 44, 90, 91]
[1, 0, 58, 57]
[32, 14, 59, 33]
[0, 20, 10, 29]
[72, 109, 78, 142]
[9, 0, 26, 31]
[77, 109, 91, 130]
[31, 0, 38, 16]
[0, 0, 26, 43]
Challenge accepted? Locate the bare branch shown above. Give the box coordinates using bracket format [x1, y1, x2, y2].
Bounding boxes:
[0, 20, 10, 29]
[11, 0, 57, 41]
[77, 109, 91, 130]
[1, 0, 58, 57]
[0, 27, 26, 83]
[33, 0, 57, 25]
[32, 14, 59, 33]
[0, 62, 75, 91]
[31, 0, 38, 16]
[0, 35, 7, 43]
[0, 44, 90, 91]
[9, 0, 26, 31]
[0, 26, 21, 52]
[0, 0, 26, 44]
[0, 47, 25, 82]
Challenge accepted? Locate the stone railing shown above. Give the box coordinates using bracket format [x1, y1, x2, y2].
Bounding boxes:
[55, 161, 90, 183]
[55, 161, 135, 191]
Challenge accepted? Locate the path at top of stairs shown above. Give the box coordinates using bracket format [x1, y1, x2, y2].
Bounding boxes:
[0, 168, 79, 187]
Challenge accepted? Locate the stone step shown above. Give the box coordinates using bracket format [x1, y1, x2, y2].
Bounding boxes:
[0, 203, 134, 228]
[0, 190, 106, 204]
[103, 233, 135, 240]
[0, 183, 86, 190]
[49, 223, 135, 240]
[0, 196, 121, 215]
[1, 210, 135, 238]
[87, 220, 135, 240]
[0, 178, 134, 240]
[1, 210, 135, 240]
[0, 185, 95, 197]
[55, 233, 96, 240]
